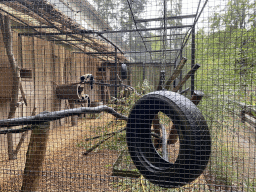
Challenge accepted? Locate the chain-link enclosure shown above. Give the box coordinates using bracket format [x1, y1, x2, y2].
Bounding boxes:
[0, 0, 255, 191]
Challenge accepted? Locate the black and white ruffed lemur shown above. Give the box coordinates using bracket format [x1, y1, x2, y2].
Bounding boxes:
[80, 74, 94, 90]
[81, 94, 90, 107]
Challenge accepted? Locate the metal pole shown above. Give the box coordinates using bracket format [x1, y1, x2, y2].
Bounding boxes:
[115, 47, 118, 99]
[191, 26, 195, 96]
[142, 62, 145, 81]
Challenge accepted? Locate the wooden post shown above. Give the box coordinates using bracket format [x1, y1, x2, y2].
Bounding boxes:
[191, 90, 204, 105]
[69, 100, 78, 126]
[152, 115, 162, 149]
[241, 109, 246, 123]
[21, 112, 50, 191]
[167, 125, 178, 145]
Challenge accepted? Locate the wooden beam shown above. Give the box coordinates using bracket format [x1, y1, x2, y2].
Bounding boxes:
[165, 57, 187, 90]
[172, 64, 200, 92]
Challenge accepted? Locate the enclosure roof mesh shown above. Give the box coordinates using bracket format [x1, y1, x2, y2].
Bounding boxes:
[0, 0, 127, 63]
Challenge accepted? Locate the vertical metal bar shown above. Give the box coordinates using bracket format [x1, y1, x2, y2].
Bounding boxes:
[115, 47, 118, 99]
[179, 71, 183, 91]
[179, 54, 183, 92]
[142, 62, 145, 81]
[191, 26, 195, 96]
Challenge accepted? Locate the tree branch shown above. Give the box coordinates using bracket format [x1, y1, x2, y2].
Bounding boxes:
[0, 105, 128, 128]
[0, 14, 27, 159]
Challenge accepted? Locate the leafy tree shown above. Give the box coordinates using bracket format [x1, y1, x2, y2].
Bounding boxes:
[209, 0, 254, 31]
[196, 0, 256, 107]
[92, 0, 150, 62]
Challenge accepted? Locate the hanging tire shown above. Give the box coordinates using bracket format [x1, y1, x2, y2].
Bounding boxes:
[126, 90, 211, 188]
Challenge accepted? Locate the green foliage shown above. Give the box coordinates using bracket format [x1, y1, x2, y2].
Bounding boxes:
[112, 79, 153, 116]
[196, 27, 256, 107]
[104, 131, 127, 151]
[136, 78, 153, 94]
[196, 0, 256, 190]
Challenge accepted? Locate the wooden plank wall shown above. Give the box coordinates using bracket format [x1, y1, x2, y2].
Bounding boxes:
[0, 30, 14, 119]
[0, 31, 102, 128]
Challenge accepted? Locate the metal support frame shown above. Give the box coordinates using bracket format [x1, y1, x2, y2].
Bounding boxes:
[0, 8, 34, 30]
[191, 26, 195, 96]
[18, 31, 124, 59]
[73, 52, 116, 55]
[125, 49, 181, 54]
[143, 39, 176, 43]
[18, 30, 100, 37]
[126, 62, 175, 66]
[102, 25, 193, 34]
[12, 26, 55, 29]
[98, 33, 124, 54]
[126, 0, 153, 61]
[135, 14, 197, 23]
[115, 47, 118, 99]
[48, 39, 85, 42]
[143, 34, 184, 38]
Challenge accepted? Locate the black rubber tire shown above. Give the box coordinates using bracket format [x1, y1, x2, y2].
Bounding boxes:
[126, 91, 211, 188]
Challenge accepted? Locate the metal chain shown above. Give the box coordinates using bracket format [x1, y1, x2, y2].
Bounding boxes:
[161, 0, 167, 89]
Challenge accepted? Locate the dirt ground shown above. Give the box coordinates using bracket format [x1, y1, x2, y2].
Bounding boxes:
[0, 112, 209, 191]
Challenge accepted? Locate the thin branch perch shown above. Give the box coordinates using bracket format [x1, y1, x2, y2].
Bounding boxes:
[83, 135, 113, 156]
[84, 127, 126, 142]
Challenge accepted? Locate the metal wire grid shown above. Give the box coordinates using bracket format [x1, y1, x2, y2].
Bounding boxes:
[0, 0, 255, 191]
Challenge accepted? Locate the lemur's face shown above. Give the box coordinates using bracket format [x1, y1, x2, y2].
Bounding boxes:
[80, 74, 92, 82]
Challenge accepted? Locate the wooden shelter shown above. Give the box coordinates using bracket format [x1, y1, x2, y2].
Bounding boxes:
[0, 0, 128, 128]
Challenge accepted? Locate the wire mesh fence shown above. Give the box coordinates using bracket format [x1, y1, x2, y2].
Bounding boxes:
[0, 0, 255, 191]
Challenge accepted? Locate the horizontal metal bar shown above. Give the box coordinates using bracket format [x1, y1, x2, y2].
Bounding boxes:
[48, 39, 85, 42]
[143, 34, 184, 38]
[18, 30, 101, 36]
[18, 31, 124, 54]
[149, 49, 181, 53]
[126, 62, 174, 66]
[12, 26, 55, 29]
[125, 49, 180, 54]
[135, 14, 197, 23]
[125, 62, 144, 65]
[101, 25, 193, 34]
[0, 106, 128, 128]
[73, 52, 116, 55]
[143, 39, 179, 43]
